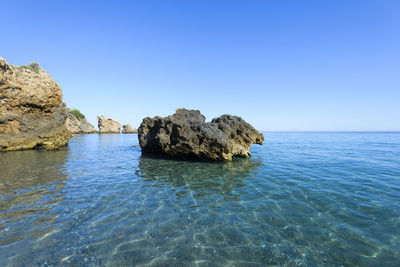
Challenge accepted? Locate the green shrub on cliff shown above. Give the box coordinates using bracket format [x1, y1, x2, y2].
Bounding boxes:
[26, 62, 40, 72]
[11, 62, 40, 73]
[70, 109, 85, 119]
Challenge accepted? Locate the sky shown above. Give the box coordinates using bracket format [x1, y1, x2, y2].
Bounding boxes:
[1, 0, 399, 131]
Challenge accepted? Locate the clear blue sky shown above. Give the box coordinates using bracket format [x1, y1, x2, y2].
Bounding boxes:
[2, 0, 399, 131]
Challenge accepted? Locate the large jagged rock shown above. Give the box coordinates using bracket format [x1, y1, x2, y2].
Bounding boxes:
[122, 124, 137, 134]
[138, 108, 264, 161]
[65, 109, 97, 134]
[97, 115, 121, 133]
[0, 57, 71, 151]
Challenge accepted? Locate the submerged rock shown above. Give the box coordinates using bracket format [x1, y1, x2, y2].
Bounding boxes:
[137, 154, 262, 198]
[138, 108, 264, 161]
[97, 115, 121, 133]
[0, 57, 71, 151]
[65, 109, 97, 134]
[122, 124, 137, 134]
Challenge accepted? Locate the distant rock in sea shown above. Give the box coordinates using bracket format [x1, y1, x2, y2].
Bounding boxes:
[138, 108, 264, 161]
[65, 109, 97, 134]
[97, 115, 121, 133]
[0, 57, 71, 151]
[122, 124, 137, 134]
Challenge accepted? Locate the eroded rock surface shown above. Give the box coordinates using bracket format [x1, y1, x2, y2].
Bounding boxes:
[0, 57, 71, 151]
[65, 109, 97, 134]
[122, 124, 137, 134]
[97, 116, 121, 133]
[138, 108, 264, 161]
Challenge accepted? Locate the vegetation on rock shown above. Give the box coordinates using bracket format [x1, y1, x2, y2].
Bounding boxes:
[65, 108, 97, 134]
[69, 109, 85, 119]
[11, 62, 41, 73]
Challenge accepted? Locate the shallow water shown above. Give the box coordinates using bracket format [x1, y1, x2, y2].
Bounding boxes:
[1, 132, 399, 266]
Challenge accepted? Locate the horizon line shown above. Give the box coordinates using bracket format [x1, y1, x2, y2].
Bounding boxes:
[259, 130, 400, 133]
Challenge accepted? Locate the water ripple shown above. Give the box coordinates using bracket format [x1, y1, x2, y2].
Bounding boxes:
[0, 132, 399, 266]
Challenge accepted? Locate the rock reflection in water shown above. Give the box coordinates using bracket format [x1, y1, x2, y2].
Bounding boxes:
[0, 149, 68, 243]
[136, 154, 262, 206]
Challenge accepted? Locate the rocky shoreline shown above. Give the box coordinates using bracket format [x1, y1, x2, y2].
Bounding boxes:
[65, 109, 97, 134]
[1, 57, 262, 161]
[0, 57, 138, 151]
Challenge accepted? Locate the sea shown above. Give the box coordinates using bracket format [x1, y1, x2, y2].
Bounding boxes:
[1, 132, 399, 266]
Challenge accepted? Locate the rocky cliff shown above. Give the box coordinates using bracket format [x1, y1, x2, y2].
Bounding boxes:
[97, 116, 121, 133]
[138, 108, 264, 161]
[65, 109, 97, 134]
[0, 57, 71, 151]
[122, 124, 137, 134]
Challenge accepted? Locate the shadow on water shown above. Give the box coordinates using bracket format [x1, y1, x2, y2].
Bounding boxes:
[0, 149, 68, 243]
[136, 153, 263, 206]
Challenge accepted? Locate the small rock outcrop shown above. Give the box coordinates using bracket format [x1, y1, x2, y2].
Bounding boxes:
[65, 109, 97, 134]
[97, 115, 121, 133]
[122, 124, 137, 134]
[138, 108, 264, 161]
[0, 57, 71, 151]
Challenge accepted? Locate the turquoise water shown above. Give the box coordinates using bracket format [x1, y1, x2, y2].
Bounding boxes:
[1, 132, 400, 266]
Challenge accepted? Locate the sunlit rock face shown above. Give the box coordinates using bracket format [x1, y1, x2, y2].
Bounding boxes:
[138, 108, 264, 161]
[0, 57, 71, 151]
[65, 109, 97, 134]
[122, 124, 137, 134]
[97, 115, 121, 133]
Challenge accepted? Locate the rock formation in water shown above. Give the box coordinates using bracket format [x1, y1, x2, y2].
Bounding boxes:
[122, 124, 137, 134]
[0, 57, 71, 151]
[65, 109, 97, 134]
[138, 108, 264, 161]
[97, 115, 121, 133]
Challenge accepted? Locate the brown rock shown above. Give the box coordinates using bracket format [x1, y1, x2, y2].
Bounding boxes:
[65, 109, 97, 134]
[97, 115, 121, 133]
[0, 57, 71, 151]
[122, 124, 137, 134]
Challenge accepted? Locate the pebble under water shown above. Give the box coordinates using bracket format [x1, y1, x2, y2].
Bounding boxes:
[1, 132, 399, 266]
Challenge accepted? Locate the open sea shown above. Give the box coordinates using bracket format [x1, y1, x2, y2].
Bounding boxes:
[0, 132, 399, 266]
